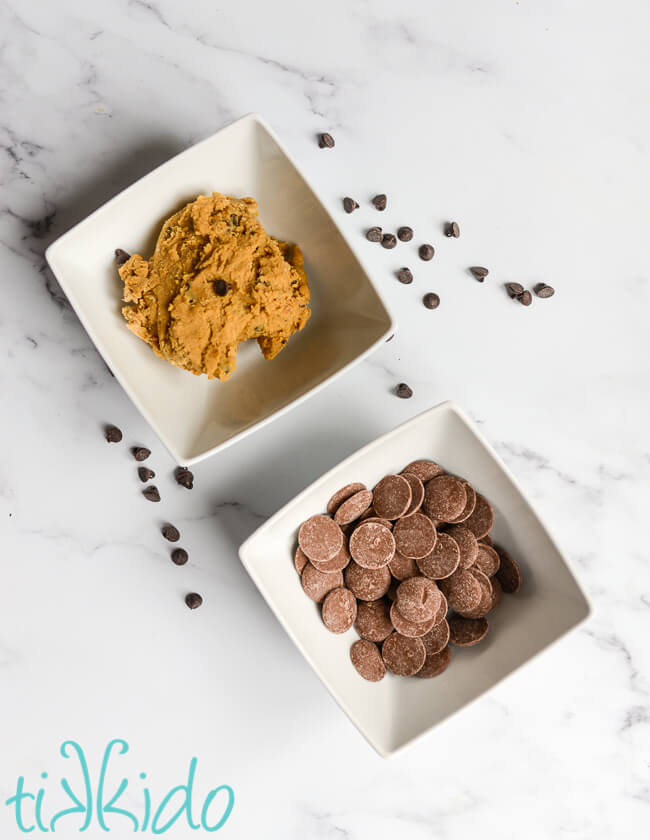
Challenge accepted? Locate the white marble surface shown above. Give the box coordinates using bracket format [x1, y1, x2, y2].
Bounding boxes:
[1, 0, 649, 836]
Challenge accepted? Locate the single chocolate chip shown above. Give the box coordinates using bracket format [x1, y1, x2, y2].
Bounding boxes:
[505, 282, 524, 298]
[397, 226, 413, 242]
[105, 425, 122, 443]
[133, 447, 151, 462]
[230, 214, 240, 226]
[445, 221, 460, 238]
[519, 290, 532, 306]
[396, 267, 413, 284]
[142, 485, 161, 502]
[214, 279, 231, 296]
[535, 283, 555, 298]
[185, 592, 203, 609]
[343, 197, 359, 213]
[470, 266, 489, 281]
[138, 466, 155, 482]
[419, 244, 435, 261]
[318, 132, 335, 148]
[114, 248, 131, 266]
[386, 334, 394, 342]
[175, 467, 194, 489]
[372, 194, 387, 211]
[396, 383, 413, 399]
[366, 226, 382, 243]
[162, 524, 180, 542]
[423, 292, 440, 309]
[381, 233, 397, 249]
[171, 548, 189, 565]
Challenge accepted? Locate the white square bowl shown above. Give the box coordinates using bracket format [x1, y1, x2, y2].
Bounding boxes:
[239, 401, 591, 757]
[45, 115, 394, 464]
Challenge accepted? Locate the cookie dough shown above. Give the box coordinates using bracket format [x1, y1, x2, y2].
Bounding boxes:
[119, 192, 311, 380]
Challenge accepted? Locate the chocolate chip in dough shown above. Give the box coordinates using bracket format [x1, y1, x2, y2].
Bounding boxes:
[396, 267, 413, 284]
[419, 244, 434, 261]
[396, 383, 413, 399]
[162, 524, 180, 542]
[343, 197, 359, 213]
[185, 592, 203, 610]
[366, 226, 382, 243]
[214, 279, 232, 296]
[142, 485, 161, 502]
[397, 226, 413, 242]
[105, 425, 122, 443]
[318, 132, 335, 148]
[372, 193, 387, 211]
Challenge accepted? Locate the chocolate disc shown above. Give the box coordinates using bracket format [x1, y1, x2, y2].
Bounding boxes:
[448, 615, 489, 646]
[401, 472, 425, 516]
[490, 576, 503, 609]
[457, 570, 492, 618]
[354, 598, 394, 642]
[445, 524, 479, 569]
[310, 539, 351, 573]
[395, 577, 440, 623]
[480, 534, 493, 546]
[350, 639, 386, 682]
[334, 489, 374, 525]
[423, 475, 468, 522]
[344, 561, 391, 600]
[301, 563, 344, 603]
[372, 474, 412, 519]
[416, 532, 460, 580]
[321, 587, 357, 633]
[494, 544, 522, 593]
[382, 632, 426, 676]
[445, 569, 483, 613]
[416, 645, 451, 678]
[359, 515, 393, 530]
[393, 512, 437, 560]
[446, 480, 477, 523]
[389, 602, 436, 637]
[349, 521, 395, 569]
[401, 460, 445, 482]
[294, 546, 309, 574]
[298, 515, 344, 563]
[432, 592, 448, 625]
[386, 580, 399, 601]
[421, 619, 450, 656]
[464, 493, 494, 539]
[326, 482, 366, 515]
[474, 544, 500, 577]
[388, 550, 419, 581]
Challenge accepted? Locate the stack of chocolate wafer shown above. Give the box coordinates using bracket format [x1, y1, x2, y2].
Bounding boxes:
[294, 460, 522, 682]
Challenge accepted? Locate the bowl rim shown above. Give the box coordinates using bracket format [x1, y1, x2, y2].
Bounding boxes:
[239, 400, 593, 757]
[44, 113, 395, 465]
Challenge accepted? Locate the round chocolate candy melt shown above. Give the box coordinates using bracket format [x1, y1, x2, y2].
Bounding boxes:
[322, 587, 357, 633]
[350, 640, 386, 682]
[349, 521, 395, 569]
[382, 632, 426, 676]
[372, 474, 413, 519]
[298, 515, 344, 563]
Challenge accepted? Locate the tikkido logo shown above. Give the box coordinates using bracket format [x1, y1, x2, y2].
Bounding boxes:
[4, 740, 234, 834]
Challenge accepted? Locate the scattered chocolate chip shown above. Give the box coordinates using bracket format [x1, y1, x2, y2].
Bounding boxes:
[385, 334, 394, 342]
[133, 447, 151, 462]
[142, 485, 161, 502]
[343, 197, 359, 213]
[104, 425, 122, 443]
[396, 267, 413, 284]
[171, 548, 189, 566]
[519, 290, 532, 306]
[366, 226, 382, 243]
[423, 292, 440, 309]
[114, 248, 131, 266]
[214, 279, 232, 296]
[381, 233, 397, 249]
[535, 283, 555, 298]
[470, 266, 489, 281]
[185, 592, 203, 610]
[396, 383, 413, 399]
[505, 282, 524, 298]
[372, 194, 387, 211]
[175, 467, 194, 489]
[445, 221, 460, 238]
[162, 524, 180, 542]
[318, 132, 335, 148]
[138, 466, 155, 482]
[397, 226, 413, 242]
[419, 244, 434, 261]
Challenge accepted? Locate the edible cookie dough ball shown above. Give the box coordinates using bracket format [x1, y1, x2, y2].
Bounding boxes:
[120, 193, 311, 380]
